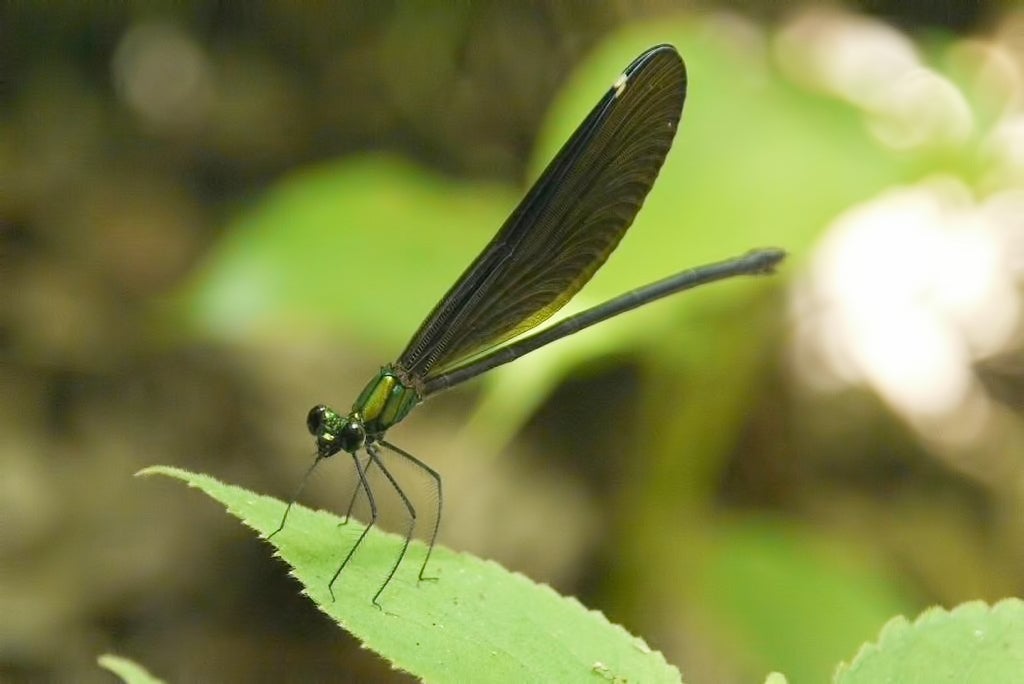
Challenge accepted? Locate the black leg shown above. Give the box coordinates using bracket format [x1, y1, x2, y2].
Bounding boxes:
[365, 443, 417, 609]
[380, 439, 442, 583]
[268, 455, 322, 540]
[328, 450, 377, 602]
[340, 453, 375, 526]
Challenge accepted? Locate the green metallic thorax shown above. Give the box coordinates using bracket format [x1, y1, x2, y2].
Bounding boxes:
[352, 367, 421, 436]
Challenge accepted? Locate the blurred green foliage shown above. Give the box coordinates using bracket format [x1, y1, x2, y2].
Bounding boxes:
[182, 155, 516, 346]
[5, 4, 1022, 684]
[98, 654, 164, 684]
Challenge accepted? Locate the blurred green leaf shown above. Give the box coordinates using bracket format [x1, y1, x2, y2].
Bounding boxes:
[697, 518, 916, 684]
[538, 23, 916, 300]
[835, 599, 1024, 683]
[97, 654, 164, 684]
[182, 155, 515, 348]
[138, 466, 683, 683]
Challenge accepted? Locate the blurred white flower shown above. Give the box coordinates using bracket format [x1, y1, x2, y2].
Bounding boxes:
[776, 9, 973, 149]
[792, 178, 1022, 443]
[112, 22, 213, 133]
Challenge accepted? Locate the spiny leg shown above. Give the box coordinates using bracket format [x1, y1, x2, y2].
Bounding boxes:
[268, 455, 322, 540]
[340, 453, 375, 526]
[365, 443, 418, 608]
[328, 450, 377, 602]
[380, 439, 442, 582]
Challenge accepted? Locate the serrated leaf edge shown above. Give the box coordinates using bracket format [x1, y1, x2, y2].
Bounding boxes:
[138, 465, 682, 683]
[833, 598, 1024, 680]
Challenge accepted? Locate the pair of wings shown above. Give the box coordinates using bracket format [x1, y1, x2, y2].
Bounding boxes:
[397, 44, 687, 383]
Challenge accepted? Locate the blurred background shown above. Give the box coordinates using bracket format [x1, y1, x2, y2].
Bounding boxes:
[3, 2, 1024, 682]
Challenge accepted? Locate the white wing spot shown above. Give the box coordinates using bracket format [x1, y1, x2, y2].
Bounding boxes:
[613, 73, 628, 98]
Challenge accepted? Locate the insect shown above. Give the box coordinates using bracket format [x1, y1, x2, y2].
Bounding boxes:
[270, 44, 785, 607]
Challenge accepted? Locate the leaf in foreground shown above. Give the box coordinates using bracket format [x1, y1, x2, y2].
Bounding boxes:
[139, 465, 681, 683]
[835, 599, 1024, 683]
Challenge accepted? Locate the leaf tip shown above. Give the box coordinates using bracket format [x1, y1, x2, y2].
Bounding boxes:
[135, 465, 200, 482]
[97, 653, 164, 684]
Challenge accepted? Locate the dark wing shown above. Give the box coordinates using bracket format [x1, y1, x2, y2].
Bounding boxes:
[397, 44, 686, 381]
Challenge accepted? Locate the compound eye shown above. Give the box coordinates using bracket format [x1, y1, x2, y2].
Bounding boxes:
[306, 405, 328, 435]
[338, 421, 366, 452]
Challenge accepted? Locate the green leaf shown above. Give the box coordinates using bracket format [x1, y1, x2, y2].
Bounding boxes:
[138, 465, 682, 683]
[178, 155, 514, 347]
[537, 24, 915, 293]
[835, 599, 1024, 683]
[97, 654, 165, 684]
[694, 518, 915, 683]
